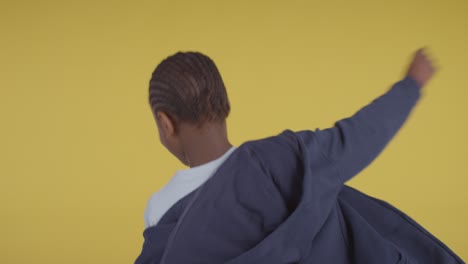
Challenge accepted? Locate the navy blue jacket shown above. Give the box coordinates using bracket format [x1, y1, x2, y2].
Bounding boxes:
[135, 76, 464, 264]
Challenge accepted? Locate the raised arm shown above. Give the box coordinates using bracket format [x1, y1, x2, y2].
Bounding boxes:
[296, 48, 437, 183]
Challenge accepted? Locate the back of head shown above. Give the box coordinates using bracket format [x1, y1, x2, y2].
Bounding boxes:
[149, 51, 230, 126]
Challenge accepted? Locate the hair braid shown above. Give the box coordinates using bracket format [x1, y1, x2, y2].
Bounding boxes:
[149, 52, 231, 125]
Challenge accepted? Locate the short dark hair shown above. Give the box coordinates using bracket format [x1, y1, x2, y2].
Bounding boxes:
[149, 51, 230, 125]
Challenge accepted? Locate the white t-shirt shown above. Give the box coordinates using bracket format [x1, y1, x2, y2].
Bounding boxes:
[144, 146, 237, 229]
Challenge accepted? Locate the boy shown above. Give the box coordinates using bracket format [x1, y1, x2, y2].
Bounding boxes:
[135, 49, 464, 263]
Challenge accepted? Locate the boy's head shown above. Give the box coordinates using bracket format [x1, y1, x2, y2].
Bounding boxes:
[149, 51, 231, 163]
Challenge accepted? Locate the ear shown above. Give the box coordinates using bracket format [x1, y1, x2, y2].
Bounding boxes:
[156, 111, 176, 137]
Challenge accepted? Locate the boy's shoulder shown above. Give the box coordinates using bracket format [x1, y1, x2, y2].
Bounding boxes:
[232, 129, 304, 165]
[240, 129, 298, 149]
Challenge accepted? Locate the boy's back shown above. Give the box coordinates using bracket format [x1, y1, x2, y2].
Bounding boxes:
[135, 50, 464, 263]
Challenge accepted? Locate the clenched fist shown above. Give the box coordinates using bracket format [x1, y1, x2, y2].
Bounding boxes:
[406, 48, 437, 88]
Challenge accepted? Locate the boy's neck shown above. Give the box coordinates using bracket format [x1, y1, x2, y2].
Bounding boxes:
[179, 121, 233, 168]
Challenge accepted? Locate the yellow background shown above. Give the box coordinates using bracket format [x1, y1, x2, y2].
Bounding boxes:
[1, 0, 467, 263]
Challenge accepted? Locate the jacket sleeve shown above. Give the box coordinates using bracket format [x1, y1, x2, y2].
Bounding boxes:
[295, 76, 422, 183]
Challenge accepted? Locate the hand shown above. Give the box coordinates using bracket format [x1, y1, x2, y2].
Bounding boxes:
[406, 48, 437, 88]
